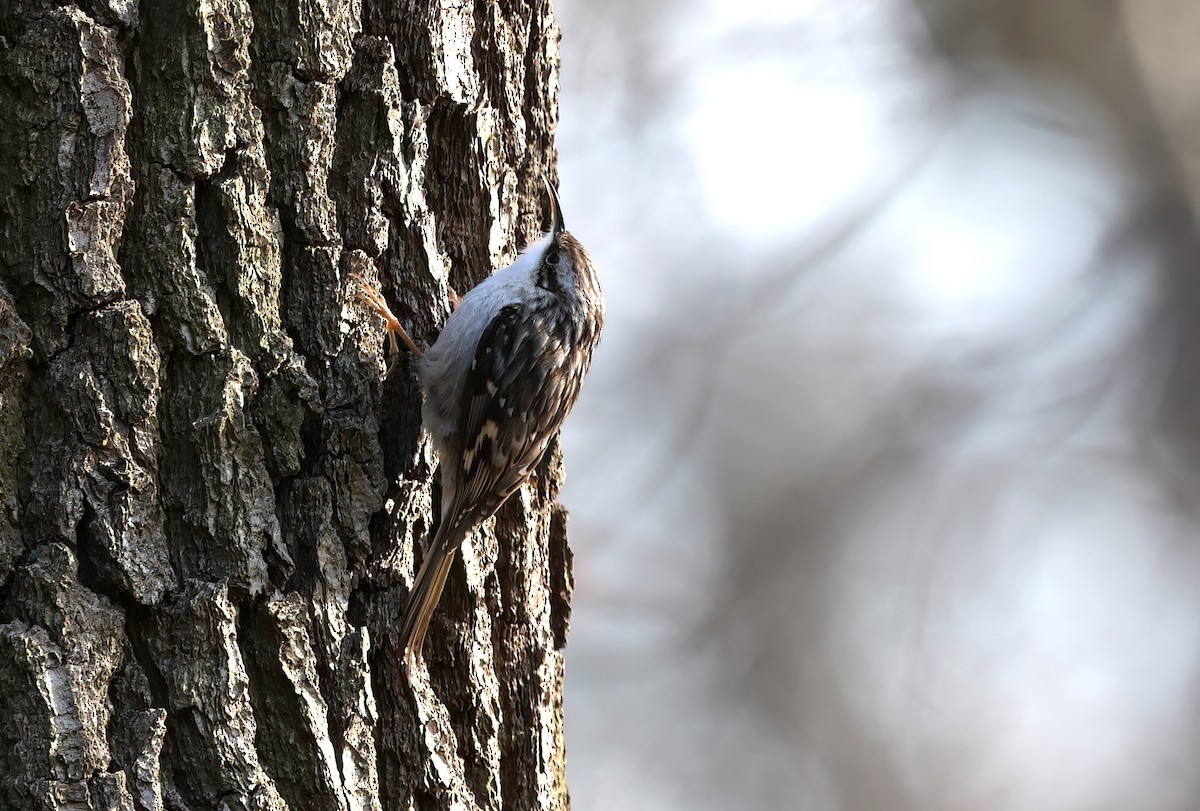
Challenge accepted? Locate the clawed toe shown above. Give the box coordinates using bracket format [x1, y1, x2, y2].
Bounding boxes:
[350, 274, 424, 361]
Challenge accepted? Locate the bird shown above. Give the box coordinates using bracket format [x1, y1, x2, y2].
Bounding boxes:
[356, 181, 605, 669]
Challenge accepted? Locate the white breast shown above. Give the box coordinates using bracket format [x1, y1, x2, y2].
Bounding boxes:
[418, 232, 554, 447]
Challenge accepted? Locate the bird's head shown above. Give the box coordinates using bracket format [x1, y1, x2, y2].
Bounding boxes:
[532, 180, 602, 314]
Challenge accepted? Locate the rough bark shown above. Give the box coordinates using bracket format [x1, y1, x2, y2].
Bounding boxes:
[0, 1, 573, 809]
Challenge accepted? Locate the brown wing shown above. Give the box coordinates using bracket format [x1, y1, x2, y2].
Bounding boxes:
[447, 301, 584, 531]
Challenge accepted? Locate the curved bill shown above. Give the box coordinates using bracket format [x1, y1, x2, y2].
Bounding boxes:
[544, 177, 566, 237]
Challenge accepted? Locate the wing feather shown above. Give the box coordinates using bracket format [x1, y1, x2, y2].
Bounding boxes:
[446, 301, 583, 531]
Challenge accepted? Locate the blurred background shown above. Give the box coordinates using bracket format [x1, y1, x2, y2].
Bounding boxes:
[552, 1, 1200, 809]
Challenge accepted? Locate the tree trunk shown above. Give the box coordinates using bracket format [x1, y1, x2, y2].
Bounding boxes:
[0, 1, 573, 809]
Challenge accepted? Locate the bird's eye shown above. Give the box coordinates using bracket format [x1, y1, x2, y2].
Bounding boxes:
[546, 252, 560, 266]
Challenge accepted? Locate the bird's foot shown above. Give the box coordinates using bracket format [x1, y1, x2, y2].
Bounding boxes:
[351, 274, 424, 364]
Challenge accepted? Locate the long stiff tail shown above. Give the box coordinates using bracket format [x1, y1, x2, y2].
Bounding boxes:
[399, 532, 458, 668]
